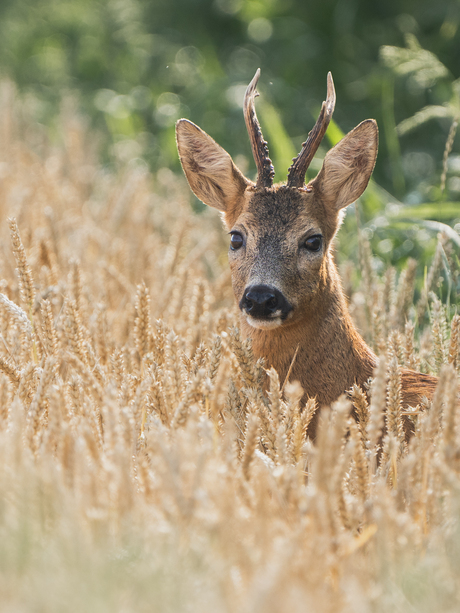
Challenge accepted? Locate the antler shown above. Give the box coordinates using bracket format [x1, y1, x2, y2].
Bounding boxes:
[287, 72, 336, 188]
[244, 69, 275, 189]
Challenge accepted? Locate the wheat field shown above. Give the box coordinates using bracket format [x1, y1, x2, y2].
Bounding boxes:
[0, 84, 459, 612]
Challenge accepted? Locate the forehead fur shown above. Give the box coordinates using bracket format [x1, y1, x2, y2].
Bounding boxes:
[226, 185, 339, 241]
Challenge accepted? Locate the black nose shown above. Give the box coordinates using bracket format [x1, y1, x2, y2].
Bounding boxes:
[240, 284, 292, 319]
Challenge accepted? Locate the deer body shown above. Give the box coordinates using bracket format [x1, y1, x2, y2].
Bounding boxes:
[176, 69, 437, 431]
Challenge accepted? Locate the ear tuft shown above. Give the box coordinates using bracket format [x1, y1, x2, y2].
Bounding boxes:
[313, 119, 378, 212]
[176, 119, 250, 213]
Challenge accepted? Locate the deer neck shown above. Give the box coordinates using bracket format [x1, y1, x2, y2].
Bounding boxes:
[239, 261, 376, 406]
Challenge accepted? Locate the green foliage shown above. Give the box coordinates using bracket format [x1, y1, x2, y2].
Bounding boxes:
[381, 33, 449, 87]
[0, 0, 457, 174]
[0, 0, 458, 289]
[258, 101, 296, 183]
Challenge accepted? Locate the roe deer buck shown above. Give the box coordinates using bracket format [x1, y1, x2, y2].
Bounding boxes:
[176, 69, 437, 435]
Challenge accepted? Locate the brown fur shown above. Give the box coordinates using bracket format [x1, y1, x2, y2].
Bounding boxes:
[401, 369, 438, 407]
[176, 113, 438, 439]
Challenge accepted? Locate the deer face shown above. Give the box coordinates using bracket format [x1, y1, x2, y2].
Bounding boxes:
[227, 187, 332, 329]
[176, 70, 378, 331]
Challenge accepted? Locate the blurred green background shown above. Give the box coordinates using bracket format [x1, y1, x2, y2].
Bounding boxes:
[0, 0, 459, 279]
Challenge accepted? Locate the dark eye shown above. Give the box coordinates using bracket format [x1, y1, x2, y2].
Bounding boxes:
[230, 232, 244, 251]
[304, 235, 322, 252]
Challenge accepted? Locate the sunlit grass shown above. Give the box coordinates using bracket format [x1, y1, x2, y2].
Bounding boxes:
[0, 84, 458, 613]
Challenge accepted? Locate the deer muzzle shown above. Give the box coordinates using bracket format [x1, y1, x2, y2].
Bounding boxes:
[240, 284, 292, 329]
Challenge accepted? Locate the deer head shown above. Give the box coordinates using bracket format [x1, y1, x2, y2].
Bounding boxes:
[176, 70, 378, 332]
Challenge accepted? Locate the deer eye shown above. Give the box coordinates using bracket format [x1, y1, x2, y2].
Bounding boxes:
[304, 235, 322, 252]
[230, 232, 244, 251]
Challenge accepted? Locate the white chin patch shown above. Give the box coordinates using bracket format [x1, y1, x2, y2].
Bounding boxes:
[245, 314, 283, 330]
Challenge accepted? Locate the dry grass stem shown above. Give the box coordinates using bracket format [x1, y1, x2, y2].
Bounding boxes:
[0, 95, 457, 612]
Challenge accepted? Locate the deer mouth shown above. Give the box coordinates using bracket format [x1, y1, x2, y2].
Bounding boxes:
[245, 313, 284, 330]
[239, 284, 293, 329]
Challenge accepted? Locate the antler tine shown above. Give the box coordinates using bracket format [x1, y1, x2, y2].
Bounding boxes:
[244, 68, 275, 188]
[287, 72, 336, 188]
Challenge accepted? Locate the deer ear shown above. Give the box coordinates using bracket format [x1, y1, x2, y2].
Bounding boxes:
[176, 119, 251, 212]
[312, 119, 378, 211]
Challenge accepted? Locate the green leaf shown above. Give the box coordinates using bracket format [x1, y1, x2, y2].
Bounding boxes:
[388, 202, 460, 222]
[324, 118, 344, 147]
[380, 35, 449, 87]
[259, 100, 297, 182]
[397, 105, 453, 135]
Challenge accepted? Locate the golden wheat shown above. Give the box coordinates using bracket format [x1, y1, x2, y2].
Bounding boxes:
[0, 84, 458, 612]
